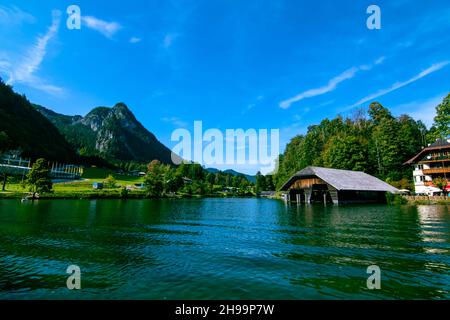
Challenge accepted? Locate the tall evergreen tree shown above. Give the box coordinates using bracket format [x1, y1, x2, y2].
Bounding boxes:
[26, 158, 53, 197]
[255, 171, 267, 193]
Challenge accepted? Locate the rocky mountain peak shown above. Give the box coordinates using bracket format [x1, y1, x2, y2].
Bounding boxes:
[34, 102, 174, 164]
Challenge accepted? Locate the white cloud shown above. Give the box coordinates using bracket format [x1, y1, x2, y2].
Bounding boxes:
[162, 116, 188, 128]
[163, 33, 179, 49]
[0, 5, 36, 26]
[82, 16, 122, 39]
[392, 94, 446, 128]
[242, 95, 264, 114]
[350, 61, 449, 108]
[243, 103, 256, 113]
[317, 100, 334, 107]
[0, 60, 12, 80]
[374, 56, 386, 65]
[129, 37, 142, 44]
[0, 10, 64, 96]
[279, 57, 384, 109]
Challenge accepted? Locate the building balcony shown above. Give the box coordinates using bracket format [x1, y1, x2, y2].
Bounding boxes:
[422, 168, 450, 175]
[419, 158, 450, 164]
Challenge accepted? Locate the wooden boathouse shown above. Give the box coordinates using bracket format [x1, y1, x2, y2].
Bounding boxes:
[280, 166, 398, 204]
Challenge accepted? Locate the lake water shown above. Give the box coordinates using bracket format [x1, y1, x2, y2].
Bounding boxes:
[0, 198, 449, 299]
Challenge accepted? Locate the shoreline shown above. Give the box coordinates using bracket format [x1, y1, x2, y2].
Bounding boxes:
[0, 191, 259, 200]
[402, 195, 450, 205]
[1, 192, 449, 205]
[404, 199, 450, 205]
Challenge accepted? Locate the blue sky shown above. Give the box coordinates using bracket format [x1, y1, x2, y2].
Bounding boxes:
[1, 0, 449, 174]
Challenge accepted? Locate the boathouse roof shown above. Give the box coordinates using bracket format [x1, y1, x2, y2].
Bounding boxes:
[280, 166, 398, 193]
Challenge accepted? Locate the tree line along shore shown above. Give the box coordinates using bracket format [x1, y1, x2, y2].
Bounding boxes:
[0, 161, 260, 200]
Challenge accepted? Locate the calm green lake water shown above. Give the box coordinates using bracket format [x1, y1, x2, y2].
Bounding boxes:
[0, 198, 449, 299]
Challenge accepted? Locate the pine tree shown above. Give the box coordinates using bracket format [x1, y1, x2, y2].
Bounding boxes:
[26, 158, 52, 197]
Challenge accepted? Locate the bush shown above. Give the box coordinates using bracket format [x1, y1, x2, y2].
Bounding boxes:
[120, 187, 129, 199]
[386, 193, 408, 205]
[104, 174, 117, 188]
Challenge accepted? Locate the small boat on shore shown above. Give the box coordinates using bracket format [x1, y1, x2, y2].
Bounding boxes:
[21, 193, 39, 202]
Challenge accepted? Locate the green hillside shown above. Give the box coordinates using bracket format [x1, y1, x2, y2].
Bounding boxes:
[0, 80, 77, 161]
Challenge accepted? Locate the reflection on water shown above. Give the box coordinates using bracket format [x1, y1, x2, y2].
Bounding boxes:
[0, 199, 449, 299]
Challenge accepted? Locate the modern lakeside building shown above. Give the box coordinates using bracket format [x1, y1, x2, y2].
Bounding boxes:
[280, 166, 398, 204]
[404, 138, 450, 194]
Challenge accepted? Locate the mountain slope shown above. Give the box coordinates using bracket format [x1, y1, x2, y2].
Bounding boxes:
[0, 80, 77, 161]
[206, 168, 256, 183]
[223, 169, 256, 183]
[33, 104, 96, 155]
[35, 103, 175, 164]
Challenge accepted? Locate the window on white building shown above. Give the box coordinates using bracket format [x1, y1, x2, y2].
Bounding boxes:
[416, 176, 426, 182]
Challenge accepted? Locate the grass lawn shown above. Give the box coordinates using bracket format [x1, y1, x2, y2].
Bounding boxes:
[0, 167, 255, 199]
[0, 167, 146, 199]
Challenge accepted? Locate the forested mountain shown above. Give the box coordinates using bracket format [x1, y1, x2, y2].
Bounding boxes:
[206, 168, 256, 183]
[223, 169, 256, 183]
[0, 80, 77, 161]
[34, 103, 175, 165]
[1, 78, 176, 166]
[273, 96, 450, 190]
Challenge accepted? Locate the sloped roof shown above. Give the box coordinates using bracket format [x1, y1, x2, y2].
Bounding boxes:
[280, 166, 398, 193]
[429, 138, 450, 148]
[404, 138, 450, 165]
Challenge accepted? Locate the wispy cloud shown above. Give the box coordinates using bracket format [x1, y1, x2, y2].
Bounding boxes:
[242, 95, 264, 114]
[0, 5, 36, 26]
[350, 61, 449, 108]
[162, 116, 188, 127]
[82, 16, 122, 39]
[374, 56, 385, 65]
[0, 60, 12, 80]
[163, 33, 179, 49]
[0, 10, 64, 96]
[279, 57, 385, 109]
[129, 37, 142, 44]
[317, 100, 334, 108]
